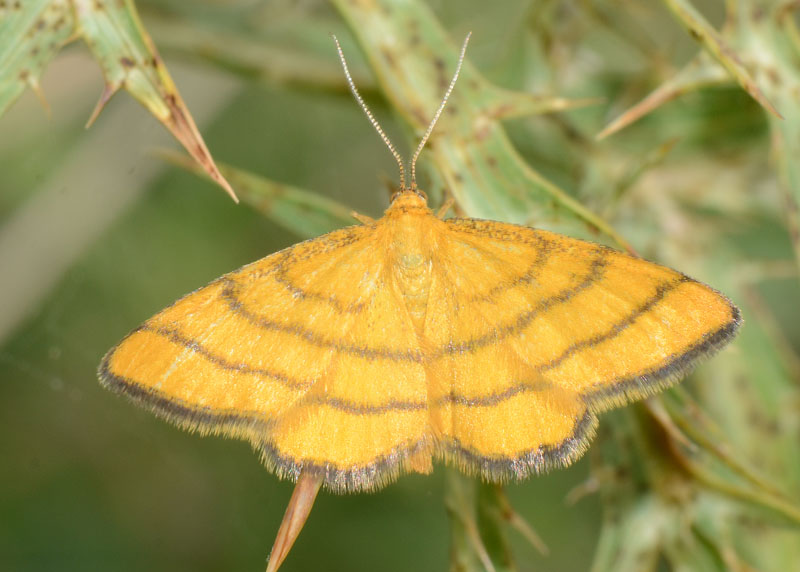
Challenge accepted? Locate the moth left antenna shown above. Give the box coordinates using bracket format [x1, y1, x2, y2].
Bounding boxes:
[332, 35, 407, 190]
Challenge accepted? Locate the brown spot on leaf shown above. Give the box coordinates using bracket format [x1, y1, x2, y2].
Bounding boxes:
[381, 47, 396, 69]
[493, 102, 514, 117]
[256, 197, 274, 213]
[273, 186, 292, 202]
[766, 67, 781, 86]
[766, 418, 780, 436]
[411, 106, 427, 125]
[433, 58, 448, 90]
[788, 194, 800, 215]
[120, 56, 135, 68]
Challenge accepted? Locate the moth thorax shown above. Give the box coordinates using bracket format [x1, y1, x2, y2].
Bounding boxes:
[397, 262, 432, 332]
[394, 243, 433, 332]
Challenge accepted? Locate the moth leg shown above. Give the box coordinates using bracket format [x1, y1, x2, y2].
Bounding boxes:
[351, 211, 376, 225]
[436, 198, 455, 219]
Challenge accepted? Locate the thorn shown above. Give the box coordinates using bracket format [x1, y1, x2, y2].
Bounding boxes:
[28, 78, 51, 119]
[265, 471, 323, 572]
[146, 82, 239, 203]
[220, 175, 239, 203]
[493, 485, 549, 555]
[564, 475, 600, 506]
[86, 83, 118, 128]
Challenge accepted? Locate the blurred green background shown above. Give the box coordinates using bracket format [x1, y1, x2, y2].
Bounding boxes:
[2, 1, 799, 571]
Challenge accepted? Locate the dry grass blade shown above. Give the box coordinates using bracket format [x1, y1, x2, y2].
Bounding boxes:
[265, 471, 323, 572]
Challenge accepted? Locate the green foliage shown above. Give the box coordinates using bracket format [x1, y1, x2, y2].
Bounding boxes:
[1, 1, 799, 571]
[0, 0, 234, 195]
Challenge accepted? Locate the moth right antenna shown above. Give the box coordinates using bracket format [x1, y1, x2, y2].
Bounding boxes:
[410, 32, 471, 190]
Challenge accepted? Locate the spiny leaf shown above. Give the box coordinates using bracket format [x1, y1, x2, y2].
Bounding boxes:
[660, 393, 800, 528]
[599, 0, 781, 139]
[0, 0, 235, 200]
[590, 406, 752, 572]
[73, 0, 235, 200]
[597, 1, 800, 270]
[0, 0, 74, 115]
[662, 0, 780, 118]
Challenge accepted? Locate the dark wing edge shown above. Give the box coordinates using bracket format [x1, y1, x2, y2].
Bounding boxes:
[433, 295, 740, 484]
[97, 344, 271, 439]
[258, 438, 435, 494]
[437, 411, 599, 483]
[99, 346, 437, 494]
[584, 293, 742, 412]
[256, 413, 598, 491]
